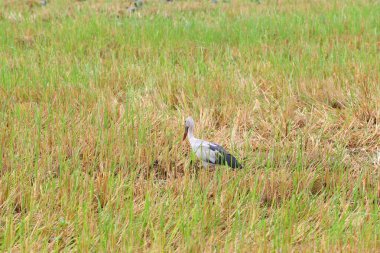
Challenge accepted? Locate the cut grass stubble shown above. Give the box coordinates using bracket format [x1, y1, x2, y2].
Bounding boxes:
[0, 0, 379, 251]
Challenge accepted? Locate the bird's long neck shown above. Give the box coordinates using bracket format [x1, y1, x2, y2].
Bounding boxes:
[187, 126, 195, 140]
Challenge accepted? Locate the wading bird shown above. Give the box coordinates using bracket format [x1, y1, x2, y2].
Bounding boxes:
[183, 116, 242, 169]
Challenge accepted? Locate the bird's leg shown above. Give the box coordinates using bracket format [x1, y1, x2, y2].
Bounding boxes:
[202, 162, 216, 170]
[202, 161, 209, 168]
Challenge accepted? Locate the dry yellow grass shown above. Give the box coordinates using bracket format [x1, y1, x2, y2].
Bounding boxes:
[0, 0, 379, 251]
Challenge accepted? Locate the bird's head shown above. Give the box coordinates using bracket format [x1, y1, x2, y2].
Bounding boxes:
[183, 116, 194, 141]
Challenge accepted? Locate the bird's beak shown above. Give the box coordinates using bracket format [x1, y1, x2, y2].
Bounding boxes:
[183, 126, 189, 141]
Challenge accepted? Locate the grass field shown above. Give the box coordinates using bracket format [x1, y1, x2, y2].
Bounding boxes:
[0, 0, 380, 251]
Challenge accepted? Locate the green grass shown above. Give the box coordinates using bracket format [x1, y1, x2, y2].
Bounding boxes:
[0, 0, 379, 251]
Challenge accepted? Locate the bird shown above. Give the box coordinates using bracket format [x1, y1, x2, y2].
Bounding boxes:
[134, 0, 143, 8]
[127, 0, 143, 14]
[183, 116, 242, 169]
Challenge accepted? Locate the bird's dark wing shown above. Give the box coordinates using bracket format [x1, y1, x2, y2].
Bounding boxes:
[208, 143, 242, 169]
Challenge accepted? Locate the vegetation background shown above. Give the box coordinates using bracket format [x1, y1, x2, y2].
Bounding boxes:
[0, 0, 379, 251]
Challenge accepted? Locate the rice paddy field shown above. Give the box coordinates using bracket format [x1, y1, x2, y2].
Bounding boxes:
[0, 0, 380, 251]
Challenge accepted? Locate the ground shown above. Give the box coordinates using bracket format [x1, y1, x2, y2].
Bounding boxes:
[0, 0, 379, 251]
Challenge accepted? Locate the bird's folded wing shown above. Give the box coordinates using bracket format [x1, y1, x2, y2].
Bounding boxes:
[195, 142, 228, 165]
[209, 143, 241, 168]
[195, 141, 241, 168]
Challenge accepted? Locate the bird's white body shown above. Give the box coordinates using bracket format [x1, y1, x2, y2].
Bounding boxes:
[188, 136, 217, 167]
